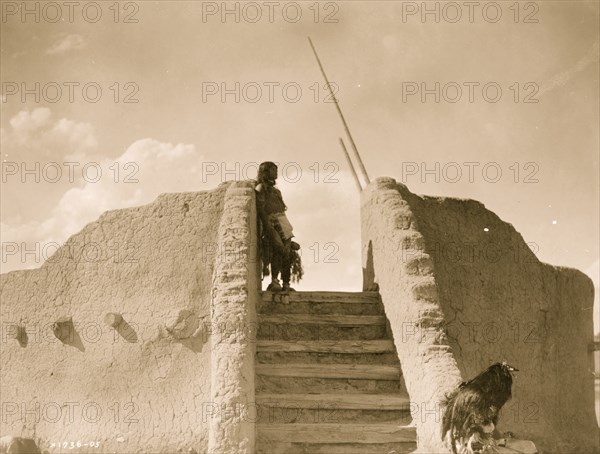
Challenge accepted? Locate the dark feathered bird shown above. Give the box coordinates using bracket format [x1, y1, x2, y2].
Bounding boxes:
[441, 361, 518, 454]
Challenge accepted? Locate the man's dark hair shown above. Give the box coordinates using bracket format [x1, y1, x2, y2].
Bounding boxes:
[257, 161, 277, 183]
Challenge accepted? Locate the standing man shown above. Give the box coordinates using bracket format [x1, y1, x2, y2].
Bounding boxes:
[255, 161, 301, 291]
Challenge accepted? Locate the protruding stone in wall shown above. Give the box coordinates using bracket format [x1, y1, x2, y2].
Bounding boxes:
[0, 435, 42, 453]
[165, 309, 199, 340]
[104, 312, 123, 328]
[52, 316, 73, 342]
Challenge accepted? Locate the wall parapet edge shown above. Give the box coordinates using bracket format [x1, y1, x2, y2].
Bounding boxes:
[208, 180, 259, 454]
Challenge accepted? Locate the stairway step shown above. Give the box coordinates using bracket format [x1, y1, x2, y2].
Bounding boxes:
[257, 423, 416, 444]
[257, 340, 395, 354]
[256, 393, 410, 410]
[256, 363, 401, 380]
[255, 393, 412, 425]
[259, 314, 386, 326]
[258, 351, 399, 366]
[257, 441, 417, 454]
[262, 291, 380, 304]
[260, 291, 383, 316]
[255, 406, 411, 424]
[259, 300, 383, 316]
[256, 375, 404, 394]
[258, 323, 386, 341]
[256, 339, 398, 364]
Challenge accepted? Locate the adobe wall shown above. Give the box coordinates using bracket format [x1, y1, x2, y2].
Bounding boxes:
[362, 177, 599, 454]
[0, 182, 242, 453]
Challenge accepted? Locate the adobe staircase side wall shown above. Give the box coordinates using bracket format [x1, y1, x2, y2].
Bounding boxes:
[361, 177, 599, 454]
[209, 181, 260, 454]
[361, 177, 461, 453]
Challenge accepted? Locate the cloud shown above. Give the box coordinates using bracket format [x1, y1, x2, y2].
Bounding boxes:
[52, 138, 202, 228]
[45, 34, 87, 55]
[538, 39, 599, 98]
[2, 107, 97, 159]
[11, 50, 28, 59]
[1, 108, 101, 228]
[8, 107, 52, 135]
[1, 138, 204, 273]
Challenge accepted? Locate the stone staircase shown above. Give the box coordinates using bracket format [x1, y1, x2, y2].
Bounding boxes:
[255, 291, 417, 454]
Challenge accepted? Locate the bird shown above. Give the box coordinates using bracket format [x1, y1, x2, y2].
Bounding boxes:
[441, 361, 518, 454]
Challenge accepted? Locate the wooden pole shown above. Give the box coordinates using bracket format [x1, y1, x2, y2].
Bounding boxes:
[308, 37, 371, 186]
[339, 138, 363, 192]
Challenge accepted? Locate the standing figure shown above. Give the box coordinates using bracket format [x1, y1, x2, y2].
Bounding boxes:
[255, 161, 302, 292]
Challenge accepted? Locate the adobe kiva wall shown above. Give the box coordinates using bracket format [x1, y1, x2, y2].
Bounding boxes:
[362, 177, 599, 454]
[0, 181, 260, 454]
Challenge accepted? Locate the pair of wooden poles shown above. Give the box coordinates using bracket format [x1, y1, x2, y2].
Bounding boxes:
[308, 37, 370, 192]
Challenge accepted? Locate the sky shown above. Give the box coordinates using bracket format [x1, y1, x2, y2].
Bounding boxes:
[0, 0, 598, 332]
